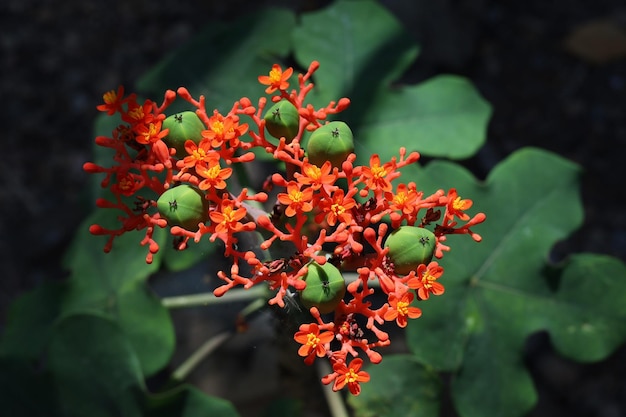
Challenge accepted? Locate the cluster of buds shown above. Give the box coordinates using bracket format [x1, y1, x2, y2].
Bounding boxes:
[84, 61, 486, 395]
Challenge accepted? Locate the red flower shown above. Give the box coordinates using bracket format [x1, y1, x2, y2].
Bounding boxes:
[296, 161, 336, 190]
[407, 261, 445, 300]
[277, 182, 314, 217]
[383, 290, 422, 328]
[294, 323, 334, 365]
[202, 111, 248, 148]
[181, 139, 218, 169]
[196, 160, 232, 190]
[96, 86, 127, 115]
[332, 358, 370, 395]
[361, 154, 394, 193]
[258, 64, 293, 94]
[317, 188, 355, 226]
[209, 200, 248, 234]
[446, 188, 473, 221]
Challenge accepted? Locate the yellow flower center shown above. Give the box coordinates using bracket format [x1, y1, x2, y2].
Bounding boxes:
[346, 368, 360, 383]
[103, 90, 117, 104]
[306, 333, 320, 347]
[396, 300, 410, 316]
[452, 196, 465, 210]
[289, 189, 303, 203]
[269, 68, 282, 83]
[304, 165, 321, 181]
[211, 121, 224, 135]
[128, 107, 144, 121]
[192, 148, 206, 160]
[394, 191, 408, 205]
[371, 164, 387, 179]
[331, 203, 345, 215]
[222, 206, 235, 222]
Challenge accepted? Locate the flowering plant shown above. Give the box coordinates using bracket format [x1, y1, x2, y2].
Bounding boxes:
[2, 2, 625, 417]
[84, 61, 486, 396]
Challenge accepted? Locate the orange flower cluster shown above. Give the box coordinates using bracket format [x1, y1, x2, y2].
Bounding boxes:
[85, 61, 485, 394]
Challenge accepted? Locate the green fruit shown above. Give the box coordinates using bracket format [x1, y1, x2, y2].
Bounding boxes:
[306, 121, 354, 168]
[162, 111, 206, 158]
[384, 226, 436, 275]
[299, 261, 346, 314]
[157, 185, 209, 230]
[264, 100, 300, 141]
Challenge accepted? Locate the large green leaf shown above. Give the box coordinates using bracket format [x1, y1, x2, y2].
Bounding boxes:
[0, 209, 176, 375]
[292, 0, 490, 160]
[136, 7, 296, 114]
[47, 313, 145, 417]
[403, 147, 626, 417]
[145, 384, 241, 417]
[347, 354, 441, 417]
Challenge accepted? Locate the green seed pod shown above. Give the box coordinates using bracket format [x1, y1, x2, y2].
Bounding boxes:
[264, 100, 300, 142]
[384, 226, 436, 275]
[157, 185, 209, 230]
[162, 111, 206, 158]
[306, 121, 354, 168]
[299, 261, 346, 314]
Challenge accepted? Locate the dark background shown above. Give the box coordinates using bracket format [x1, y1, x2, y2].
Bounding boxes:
[2, 0, 625, 416]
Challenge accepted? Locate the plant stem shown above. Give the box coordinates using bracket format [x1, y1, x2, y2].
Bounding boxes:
[171, 331, 232, 381]
[161, 285, 271, 309]
[317, 360, 350, 417]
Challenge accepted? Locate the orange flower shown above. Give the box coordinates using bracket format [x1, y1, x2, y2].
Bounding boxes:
[446, 188, 473, 221]
[361, 154, 394, 192]
[135, 121, 168, 145]
[332, 358, 370, 395]
[258, 64, 293, 94]
[388, 183, 419, 214]
[294, 323, 334, 364]
[209, 200, 248, 234]
[407, 261, 444, 300]
[202, 111, 248, 148]
[318, 189, 355, 226]
[296, 161, 336, 190]
[181, 139, 218, 168]
[383, 290, 422, 328]
[277, 182, 314, 217]
[111, 172, 143, 197]
[196, 161, 232, 190]
[96, 86, 126, 115]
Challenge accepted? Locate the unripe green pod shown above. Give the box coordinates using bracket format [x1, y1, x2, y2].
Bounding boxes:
[162, 111, 205, 158]
[299, 261, 346, 314]
[264, 100, 300, 142]
[384, 226, 436, 275]
[306, 121, 354, 168]
[157, 185, 209, 230]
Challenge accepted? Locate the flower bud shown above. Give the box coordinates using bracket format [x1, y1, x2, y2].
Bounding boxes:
[264, 100, 300, 142]
[384, 226, 436, 275]
[299, 261, 346, 314]
[162, 111, 205, 158]
[157, 185, 209, 230]
[306, 121, 354, 168]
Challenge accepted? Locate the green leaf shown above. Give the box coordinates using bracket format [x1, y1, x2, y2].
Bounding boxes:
[403, 147, 626, 417]
[0, 356, 60, 417]
[347, 355, 441, 417]
[145, 384, 241, 417]
[47, 313, 145, 417]
[355, 75, 492, 161]
[0, 280, 64, 359]
[292, 0, 490, 160]
[136, 7, 295, 114]
[292, 0, 419, 106]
